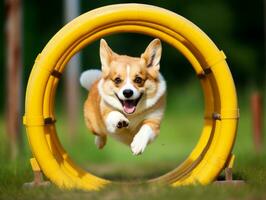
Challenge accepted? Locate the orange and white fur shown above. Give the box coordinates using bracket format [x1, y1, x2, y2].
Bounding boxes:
[80, 38, 166, 155]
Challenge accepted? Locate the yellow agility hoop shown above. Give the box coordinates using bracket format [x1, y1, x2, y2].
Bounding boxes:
[23, 4, 239, 190]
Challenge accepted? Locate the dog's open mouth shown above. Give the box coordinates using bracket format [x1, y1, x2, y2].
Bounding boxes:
[115, 94, 143, 114]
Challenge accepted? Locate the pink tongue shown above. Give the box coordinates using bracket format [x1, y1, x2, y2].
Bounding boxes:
[123, 101, 136, 114]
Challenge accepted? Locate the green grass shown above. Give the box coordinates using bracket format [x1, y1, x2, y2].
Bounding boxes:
[0, 158, 266, 200]
[0, 83, 266, 199]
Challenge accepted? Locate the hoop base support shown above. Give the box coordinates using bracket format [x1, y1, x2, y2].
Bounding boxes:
[23, 158, 50, 188]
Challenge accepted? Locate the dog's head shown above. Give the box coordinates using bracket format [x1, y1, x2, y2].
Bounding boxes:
[98, 38, 165, 115]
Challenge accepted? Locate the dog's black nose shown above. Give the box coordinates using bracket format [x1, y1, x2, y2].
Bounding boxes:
[123, 89, 133, 98]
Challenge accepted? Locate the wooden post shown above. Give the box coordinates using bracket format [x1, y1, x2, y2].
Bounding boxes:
[5, 0, 22, 159]
[251, 92, 263, 153]
[63, 0, 81, 137]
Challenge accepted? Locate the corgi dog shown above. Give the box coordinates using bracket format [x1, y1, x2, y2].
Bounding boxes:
[80, 38, 166, 155]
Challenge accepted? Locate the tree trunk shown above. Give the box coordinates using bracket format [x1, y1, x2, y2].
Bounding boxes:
[5, 0, 22, 159]
[251, 92, 264, 153]
[63, 0, 81, 137]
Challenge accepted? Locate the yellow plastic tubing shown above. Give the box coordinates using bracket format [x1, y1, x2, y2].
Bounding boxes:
[23, 4, 239, 190]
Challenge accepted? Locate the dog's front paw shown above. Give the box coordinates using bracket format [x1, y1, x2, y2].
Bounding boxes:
[116, 119, 129, 129]
[106, 111, 129, 133]
[130, 125, 156, 155]
[130, 134, 148, 155]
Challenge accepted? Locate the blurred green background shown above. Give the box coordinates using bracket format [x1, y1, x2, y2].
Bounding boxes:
[0, 0, 265, 199]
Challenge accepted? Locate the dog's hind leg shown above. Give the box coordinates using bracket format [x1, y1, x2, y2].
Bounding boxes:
[95, 135, 107, 149]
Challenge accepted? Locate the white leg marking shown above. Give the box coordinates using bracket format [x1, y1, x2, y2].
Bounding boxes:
[130, 124, 156, 155]
[95, 135, 106, 149]
[105, 111, 129, 133]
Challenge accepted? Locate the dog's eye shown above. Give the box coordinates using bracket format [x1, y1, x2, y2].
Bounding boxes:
[134, 76, 143, 84]
[114, 77, 122, 84]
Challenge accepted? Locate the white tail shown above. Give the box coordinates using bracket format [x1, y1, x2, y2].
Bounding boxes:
[80, 69, 102, 90]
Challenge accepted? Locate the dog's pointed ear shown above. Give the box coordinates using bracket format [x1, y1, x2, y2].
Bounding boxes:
[141, 39, 162, 68]
[141, 39, 162, 79]
[100, 39, 115, 77]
